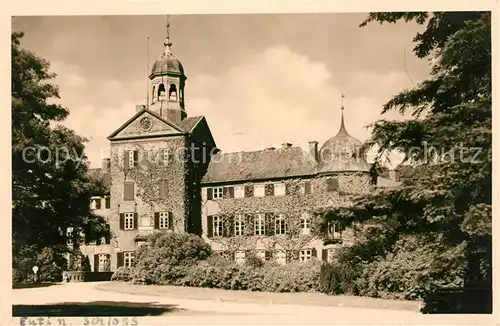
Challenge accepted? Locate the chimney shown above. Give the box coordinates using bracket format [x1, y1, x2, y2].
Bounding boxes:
[101, 158, 111, 171]
[136, 104, 146, 112]
[389, 169, 396, 181]
[308, 141, 318, 162]
[281, 143, 292, 149]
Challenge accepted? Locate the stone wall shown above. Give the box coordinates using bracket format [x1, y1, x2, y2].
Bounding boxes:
[107, 136, 189, 270]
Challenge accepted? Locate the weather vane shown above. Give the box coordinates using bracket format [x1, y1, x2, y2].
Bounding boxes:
[164, 15, 172, 54]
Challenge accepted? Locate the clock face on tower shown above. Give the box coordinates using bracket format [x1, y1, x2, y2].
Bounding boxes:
[139, 117, 153, 131]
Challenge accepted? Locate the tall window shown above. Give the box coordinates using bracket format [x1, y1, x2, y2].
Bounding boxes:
[169, 84, 177, 101]
[235, 214, 245, 236]
[275, 214, 287, 235]
[151, 85, 156, 104]
[254, 213, 265, 235]
[159, 212, 169, 229]
[300, 212, 311, 235]
[328, 221, 342, 239]
[124, 212, 134, 230]
[158, 83, 166, 101]
[163, 148, 170, 166]
[300, 249, 312, 262]
[213, 187, 223, 199]
[213, 216, 223, 237]
[128, 150, 135, 168]
[124, 252, 135, 268]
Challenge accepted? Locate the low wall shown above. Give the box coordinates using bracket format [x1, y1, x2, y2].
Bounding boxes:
[62, 271, 113, 283]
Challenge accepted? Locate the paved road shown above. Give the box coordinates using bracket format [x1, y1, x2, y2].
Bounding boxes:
[10, 282, 493, 325]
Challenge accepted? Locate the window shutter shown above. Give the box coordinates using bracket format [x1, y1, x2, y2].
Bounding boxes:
[168, 212, 174, 230]
[124, 182, 134, 201]
[322, 249, 328, 261]
[93, 254, 99, 272]
[159, 180, 166, 199]
[154, 212, 159, 229]
[265, 184, 274, 196]
[119, 213, 125, 230]
[95, 198, 101, 209]
[105, 197, 111, 209]
[304, 181, 311, 194]
[228, 187, 235, 198]
[293, 250, 300, 261]
[207, 188, 213, 200]
[326, 178, 339, 192]
[133, 150, 139, 166]
[117, 252, 124, 268]
[265, 213, 274, 236]
[124, 151, 130, 169]
[312, 248, 317, 258]
[133, 213, 138, 230]
[207, 215, 214, 237]
[244, 185, 253, 197]
[285, 183, 291, 195]
[265, 250, 273, 261]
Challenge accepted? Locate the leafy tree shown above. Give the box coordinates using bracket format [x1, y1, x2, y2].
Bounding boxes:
[316, 12, 491, 303]
[11, 32, 109, 280]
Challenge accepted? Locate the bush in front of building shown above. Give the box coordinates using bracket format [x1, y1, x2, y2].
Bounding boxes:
[13, 245, 67, 284]
[178, 254, 321, 292]
[128, 232, 212, 285]
[111, 266, 133, 282]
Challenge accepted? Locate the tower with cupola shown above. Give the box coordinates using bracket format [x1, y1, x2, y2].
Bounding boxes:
[149, 20, 187, 124]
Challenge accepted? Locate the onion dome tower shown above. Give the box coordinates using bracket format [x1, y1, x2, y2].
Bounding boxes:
[317, 95, 370, 173]
[148, 17, 187, 124]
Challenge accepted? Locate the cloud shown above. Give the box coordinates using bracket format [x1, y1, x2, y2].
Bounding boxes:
[187, 44, 414, 167]
[50, 60, 87, 89]
[55, 45, 417, 168]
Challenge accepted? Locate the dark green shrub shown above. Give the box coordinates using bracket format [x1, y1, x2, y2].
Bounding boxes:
[319, 262, 361, 295]
[82, 255, 91, 272]
[111, 267, 133, 282]
[127, 232, 211, 285]
[244, 252, 265, 268]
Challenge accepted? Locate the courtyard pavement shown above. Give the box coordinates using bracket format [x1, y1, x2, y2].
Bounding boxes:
[10, 282, 495, 325]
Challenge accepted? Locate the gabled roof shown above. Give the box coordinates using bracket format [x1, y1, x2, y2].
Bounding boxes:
[177, 116, 204, 133]
[201, 146, 317, 184]
[107, 109, 203, 140]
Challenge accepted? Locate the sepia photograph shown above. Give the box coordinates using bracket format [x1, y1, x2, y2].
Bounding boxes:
[8, 5, 494, 324]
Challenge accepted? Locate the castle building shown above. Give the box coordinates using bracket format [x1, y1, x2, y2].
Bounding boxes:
[81, 26, 399, 272]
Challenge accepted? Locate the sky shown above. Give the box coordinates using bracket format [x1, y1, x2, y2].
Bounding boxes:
[12, 14, 430, 168]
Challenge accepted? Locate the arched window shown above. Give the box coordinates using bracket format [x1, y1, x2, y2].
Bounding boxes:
[151, 85, 156, 104]
[158, 83, 166, 101]
[169, 84, 177, 101]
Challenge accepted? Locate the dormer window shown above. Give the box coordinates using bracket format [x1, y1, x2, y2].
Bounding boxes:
[169, 84, 177, 101]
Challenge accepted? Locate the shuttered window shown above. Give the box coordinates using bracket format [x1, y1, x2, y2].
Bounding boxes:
[124, 181, 134, 201]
